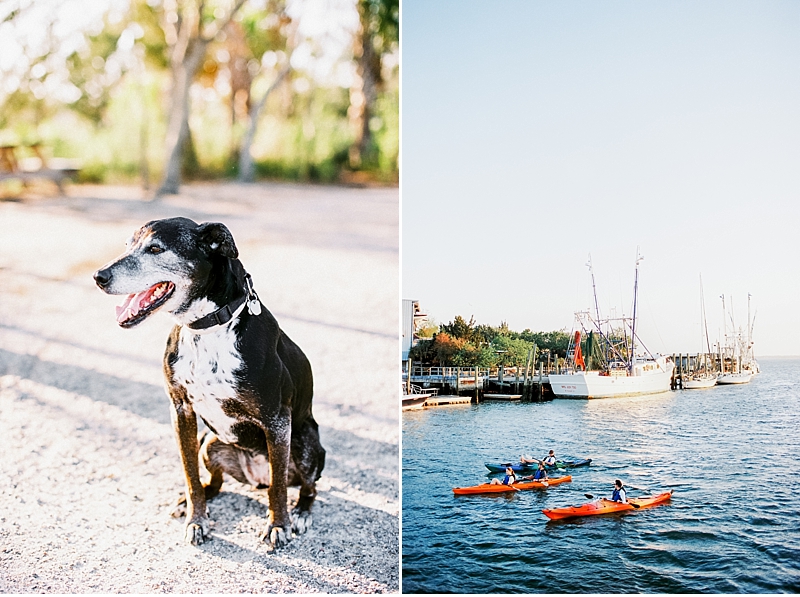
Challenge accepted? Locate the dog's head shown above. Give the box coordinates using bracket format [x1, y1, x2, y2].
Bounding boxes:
[93, 217, 239, 328]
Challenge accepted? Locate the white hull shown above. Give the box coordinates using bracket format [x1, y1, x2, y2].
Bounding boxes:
[549, 359, 674, 399]
[683, 376, 717, 389]
[717, 372, 752, 385]
[402, 394, 431, 410]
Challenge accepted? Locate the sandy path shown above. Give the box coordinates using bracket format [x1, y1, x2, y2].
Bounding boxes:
[0, 182, 399, 593]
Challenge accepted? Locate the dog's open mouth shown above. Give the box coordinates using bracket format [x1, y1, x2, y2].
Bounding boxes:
[115, 281, 174, 327]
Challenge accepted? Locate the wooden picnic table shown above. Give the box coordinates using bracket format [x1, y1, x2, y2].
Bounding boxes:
[0, 143, 80, 193]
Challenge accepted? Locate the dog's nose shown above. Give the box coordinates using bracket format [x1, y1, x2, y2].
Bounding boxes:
[94, 268, 112, 288]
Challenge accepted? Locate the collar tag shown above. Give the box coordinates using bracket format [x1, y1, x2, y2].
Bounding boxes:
[245, 273, 262, 315]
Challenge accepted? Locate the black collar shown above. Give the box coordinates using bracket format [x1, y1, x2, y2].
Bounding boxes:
[186, 293, 247, 330]
[185, 273, 259, 331]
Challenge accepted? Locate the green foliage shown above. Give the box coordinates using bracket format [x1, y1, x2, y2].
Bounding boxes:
[65, 20, 127, 124]
[441, 315, 477, 342]
[0, 0, 399, 185]
[409, 315, 571, 367]
[518, 329, 572, 357]
[491, 335, 534, 367]
[360, 0, 399, 53]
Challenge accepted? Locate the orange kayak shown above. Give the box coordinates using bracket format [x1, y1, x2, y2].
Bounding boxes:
[542, 490, 673, 520]
[453, 475, 572, 495]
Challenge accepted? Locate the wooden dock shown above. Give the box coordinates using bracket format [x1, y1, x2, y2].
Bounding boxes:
[482, 394, 522, 401]
[423, 395, 472, 407]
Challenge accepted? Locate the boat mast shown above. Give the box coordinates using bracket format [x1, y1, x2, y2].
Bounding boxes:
[630, 248, 643, 372]
[747, 293, 751, 348]
[700, 275, 712, 355]
[585, 256, 627, 368]
[720, 294, 726, 355]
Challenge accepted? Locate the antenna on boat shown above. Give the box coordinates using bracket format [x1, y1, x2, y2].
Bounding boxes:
[587, 255, 601, 325]
[630, 248, 643, 371]
[720, 294, 726, 345]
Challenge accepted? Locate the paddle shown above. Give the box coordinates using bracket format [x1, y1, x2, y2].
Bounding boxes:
[584, 493, 639, 508]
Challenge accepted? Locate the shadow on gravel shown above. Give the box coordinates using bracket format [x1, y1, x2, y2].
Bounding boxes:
[0, 347, 398, 501]
[196, 491, 398, 590]
[0, 347, 171, 423]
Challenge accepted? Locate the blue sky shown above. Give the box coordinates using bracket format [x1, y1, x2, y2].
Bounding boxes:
[402, 0, 800, 356]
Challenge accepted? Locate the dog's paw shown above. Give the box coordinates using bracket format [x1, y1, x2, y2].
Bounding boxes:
[291, 509, 313, 535]
[260, 523, 291, 548]
[184, 518, 211, 546]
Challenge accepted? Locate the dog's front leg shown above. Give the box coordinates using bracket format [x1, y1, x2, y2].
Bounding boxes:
[260, 415, 292, 548]
[170, 392, 210, 545]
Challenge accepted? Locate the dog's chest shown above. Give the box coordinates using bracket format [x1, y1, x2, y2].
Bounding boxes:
[172, 326, 242, 443]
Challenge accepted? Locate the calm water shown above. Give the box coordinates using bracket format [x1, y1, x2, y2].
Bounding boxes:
[402, 358, 800, 593]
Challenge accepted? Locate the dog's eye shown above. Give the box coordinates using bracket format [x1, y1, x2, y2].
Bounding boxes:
[148, 246, 164, 254]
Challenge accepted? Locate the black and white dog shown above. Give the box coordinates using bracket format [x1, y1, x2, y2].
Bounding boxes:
[93, 217, 325, 547]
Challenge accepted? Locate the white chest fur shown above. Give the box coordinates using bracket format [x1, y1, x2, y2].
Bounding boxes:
[171, 323, 243, 444]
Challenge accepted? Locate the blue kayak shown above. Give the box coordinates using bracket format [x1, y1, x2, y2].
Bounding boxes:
[485, 458, 592, 473]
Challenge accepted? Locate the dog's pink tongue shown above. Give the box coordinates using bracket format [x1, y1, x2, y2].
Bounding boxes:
[115, 291, 146, 323]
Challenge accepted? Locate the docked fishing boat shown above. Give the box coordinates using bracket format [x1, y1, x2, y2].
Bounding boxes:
[715, 294, 758, 385]
[549, 356, 674, 398]
[549, 252, 674, 399]
[716, 371, 753, 385]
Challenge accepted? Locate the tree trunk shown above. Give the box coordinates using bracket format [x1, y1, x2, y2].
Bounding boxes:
[157, 40, 207, 196]
[238, 64, 291, 183]
[349, 2, 381, 169]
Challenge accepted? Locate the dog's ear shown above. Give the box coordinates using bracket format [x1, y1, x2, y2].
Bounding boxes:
[198, 222, 238, 259]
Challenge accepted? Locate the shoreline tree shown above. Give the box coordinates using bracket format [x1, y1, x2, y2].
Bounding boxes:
[409, 315, 572, 368]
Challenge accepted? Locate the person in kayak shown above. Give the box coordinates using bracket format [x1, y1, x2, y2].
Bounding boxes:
[490, 466, 517, 486]
[521, 462, 549, 486]
[519, 454, 537, 464]
[542, 450, 557, 467]
[611, 479, 628, 503]
[533, 462, 549, 482]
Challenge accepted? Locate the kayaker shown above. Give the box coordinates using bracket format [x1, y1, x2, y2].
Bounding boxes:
[611, 479, 628, 503]
[542, 450, 557, 467]
[490, 466, 517, 486]
[521, 462, 549, 485]
[532, 462, 549, 482]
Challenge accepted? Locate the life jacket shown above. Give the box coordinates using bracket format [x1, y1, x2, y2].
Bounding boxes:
[544, 456, 556, 466]
[503, 473, 516, 485]
[612, 487, 627, 502]
[533, 468, 546, 481]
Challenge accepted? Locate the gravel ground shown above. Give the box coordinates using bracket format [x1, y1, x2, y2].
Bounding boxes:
[0, 182, 399, 593]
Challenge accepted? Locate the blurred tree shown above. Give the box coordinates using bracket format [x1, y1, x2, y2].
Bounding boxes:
[65, 20, 138, 126]
[235, 0, 293, 182]
[156, 0, 248, 195]
[348, 0, 397, 170]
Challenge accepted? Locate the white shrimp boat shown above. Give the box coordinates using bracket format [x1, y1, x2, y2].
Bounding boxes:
[549, 252, 674, 399]
[715, 294, 758, 385]
[550, 356, 674, 398]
